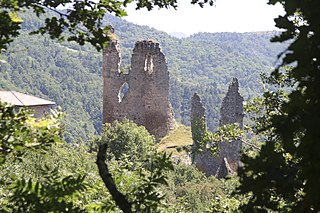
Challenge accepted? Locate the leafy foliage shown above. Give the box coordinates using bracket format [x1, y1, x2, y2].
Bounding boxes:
[101, 119, 156, 161]
[209, 177, 245, 213]
[0, 102, 91, 212]
[164, 163, 245, 213]
[5, 0, 317, 211]
[191, 115, 210, 153]
[0, 102, 61, 165]
[0, 102, 245, 212]
[238, 0, 320, 210]
[165, 163, 220, 212]
[0, 0, 215, 51]
[129, 152, 174, 212]
[97, 120, 174, 212]
[210, 123, 243, 143]
[7, 167, 87, 212]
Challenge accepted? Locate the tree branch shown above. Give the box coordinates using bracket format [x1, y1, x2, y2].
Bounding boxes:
[241, 139, 261, 151]
[96, 143, 133, 213]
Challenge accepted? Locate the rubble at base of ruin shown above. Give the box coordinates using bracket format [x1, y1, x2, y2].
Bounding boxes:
[102, 40, 175, 141]
[193, 78, 244, 178]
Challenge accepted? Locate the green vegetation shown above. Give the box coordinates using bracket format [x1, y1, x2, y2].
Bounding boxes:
[0, 10, 287, 142]
[165, 164, 232, 212]
[0, 102, 89, 212]
[159, 123, 193, 157]
[237, 0, 320, 211]
[0, 107, 239, 212]
[190, 93, 210, 155]
[0, 110, 164, 211]
[101, 119, 157, 161]
[96, 119, 174, 212]
[0, 102, 62, 164]
[2, 0, 319, 211]
[0, 0, 197, 51]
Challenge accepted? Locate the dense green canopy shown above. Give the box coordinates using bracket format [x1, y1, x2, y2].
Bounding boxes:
[238, 0, 320, 211]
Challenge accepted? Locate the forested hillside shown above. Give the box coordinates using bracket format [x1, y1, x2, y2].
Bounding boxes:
[0, 11, 286, 142]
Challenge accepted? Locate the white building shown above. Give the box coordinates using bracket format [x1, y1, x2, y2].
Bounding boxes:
[0, 91, 56, 118]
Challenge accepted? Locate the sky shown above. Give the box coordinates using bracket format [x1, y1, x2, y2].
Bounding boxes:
[124, 0, 285, 36]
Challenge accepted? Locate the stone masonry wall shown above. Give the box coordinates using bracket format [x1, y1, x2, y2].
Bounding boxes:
[193, 78, 244, 178]
[103, 40, 175, 140]
[190, 93, 207, 143]
[191, 93, 221, 176]
[219, 78, 244, 128]
[218, 78, 244, 174]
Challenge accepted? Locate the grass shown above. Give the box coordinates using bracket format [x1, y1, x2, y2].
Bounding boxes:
[159, 123, 193, 157]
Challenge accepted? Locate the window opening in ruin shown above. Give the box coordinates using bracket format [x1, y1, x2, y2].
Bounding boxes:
[144, 54, 154, 74]
[118, 82, 129, 103]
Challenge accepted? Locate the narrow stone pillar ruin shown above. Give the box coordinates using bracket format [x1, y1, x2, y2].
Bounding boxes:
[102, 40, 175, 140]
[219, 78, 244, 128]
[190, 93, 207, 146]
[191, 92, 221, 176]
[217, 78, 244, 176]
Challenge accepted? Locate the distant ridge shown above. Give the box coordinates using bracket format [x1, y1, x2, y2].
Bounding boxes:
[0, 10, 287, 142]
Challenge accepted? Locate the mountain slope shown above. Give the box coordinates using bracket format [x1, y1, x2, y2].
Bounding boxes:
[0, 11, 287, 141]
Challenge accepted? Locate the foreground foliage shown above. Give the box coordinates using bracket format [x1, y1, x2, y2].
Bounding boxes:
[0, 0, 214, 51]
[238, 0, 320, 211]
[0, 102, 61, 164]
[4, 0, 319, 211]
[0, 103, 89, 212]
[0, 103, 242, 212]
[96, 120, 174, 212]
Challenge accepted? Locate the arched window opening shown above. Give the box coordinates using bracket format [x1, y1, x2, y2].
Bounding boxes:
[118, 82, 129, 103]
[144, 54, 154, 74]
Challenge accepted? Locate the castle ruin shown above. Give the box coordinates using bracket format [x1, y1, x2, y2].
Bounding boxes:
[218, 78, 243, 174]
[102, 40, 175, 140]
[193, 78, 244, 178]
[190, 93, 207, 151]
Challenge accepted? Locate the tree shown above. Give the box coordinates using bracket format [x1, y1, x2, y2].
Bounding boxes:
[0, 102, 89, 212]
[99, 119, 157, 161]
[0, 102, 60, 164]
[238, 0, 320, 211]
[96, 120, 173, 212]
[0, 0, 214, 52]
[0, 105, 174, 212]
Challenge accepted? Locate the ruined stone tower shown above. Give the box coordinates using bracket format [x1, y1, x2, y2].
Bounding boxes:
[219, 78, 244, 129]
[103, 40, 175, 140]
[218, 78, 244, 174]
[190, 93, 207, 145]
[193, 78, 244, 178]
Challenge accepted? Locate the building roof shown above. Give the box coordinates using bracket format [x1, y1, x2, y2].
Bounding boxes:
[0, 91, 55, 107]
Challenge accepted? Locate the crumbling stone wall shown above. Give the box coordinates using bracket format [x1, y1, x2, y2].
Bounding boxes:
[218, 78, 243, 175]
[193, 78, 244, 178]
[191, 92, 221, 177]
[103, 40, 175, 140]
[190, 93, 207, 146]
[219, 78, 244, 128]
